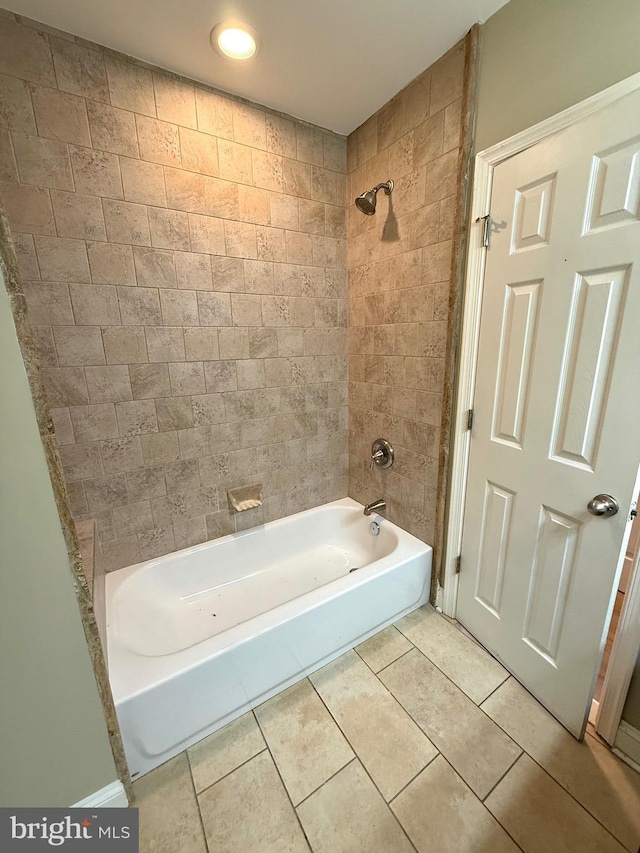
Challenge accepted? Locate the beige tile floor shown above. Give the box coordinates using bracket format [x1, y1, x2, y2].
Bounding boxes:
[132, 605, 640, 853]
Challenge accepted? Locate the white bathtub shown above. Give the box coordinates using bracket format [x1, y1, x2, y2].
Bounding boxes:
[105, 497, 432, 778]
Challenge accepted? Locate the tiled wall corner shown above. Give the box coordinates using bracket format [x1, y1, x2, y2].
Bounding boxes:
[346, 42, 467, 544]
[0, 11, 348, 569]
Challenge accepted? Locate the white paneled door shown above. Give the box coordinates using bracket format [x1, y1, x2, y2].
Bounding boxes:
[458, 87, 640, 736]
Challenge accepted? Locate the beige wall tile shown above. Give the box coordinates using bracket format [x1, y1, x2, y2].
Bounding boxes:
[117, 286, 162, 325]
[195, 88, 233, 140]
[430, 45, 465, 115]
[296, 124, 324, 166]
[54, 325, 105, 366]
[140, 431, 179, 465]
[233, 101, 266, 149]
[180, 126, 219, 176]
[160, 289, 198, 325]
[69, 145, 123, 198]
[0, 181, 55, 234]
[31, 86, 89, 145]
[69, 403, 118, 443]
[86, 101, 139, 158]
[184, 327, 219, 361]
[266, 114, 296, 158]
[13, 233, 40, 279]
[238, 185, 270, 225]
[129, 363, 171, 399]
[204, 176, 239, 219]
[103, 199, 151, 246]
[252, 149, 283, 192]
[0, 17, 55, 86]
[2, 14, 349, 567]
[41, 366, 89, 406]
[188, 213, 225, 255]
[51, 190, 106, 241]
[87, 241, 135, 286]
[164, 166, 205, 213]
[0, 74, 36, 133]
[133, 246, 176, 289]
[23, 281, 73, 325]
[115, 399, 158, 436]
[85, 364, 132, 403]
[120, 157, 166, 207]
[211, 256, 245, 292]
[105, 54, 155, 116]
[146, 326, 185, 362]
[0, 128, 17, 181]
[59, 442, 103, 480]
[148, 207, 189, 251]
[153, 72, 196, 128]
[102, 326, 148, 364]
[70, 283, 120, 325]
[35, 235, 90, 281]
[218, 138, 252, 184]
[51, 37, 108, 102]
[175, 251, 213, 290]
[283, 158, 311, 197]
[136, 114, 180, 167]
[12, 131, 73, 190]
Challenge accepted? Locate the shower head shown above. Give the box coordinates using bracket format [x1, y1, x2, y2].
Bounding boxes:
[355, 180, 394, 215]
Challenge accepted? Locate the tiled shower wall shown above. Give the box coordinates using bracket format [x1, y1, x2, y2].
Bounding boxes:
[0, 12, 348, 570]
[347, 42, 466, 544]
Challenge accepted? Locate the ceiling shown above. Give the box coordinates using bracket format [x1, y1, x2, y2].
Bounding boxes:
[4, 0, 509, 135]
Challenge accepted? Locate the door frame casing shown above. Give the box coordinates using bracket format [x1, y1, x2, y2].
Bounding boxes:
[441, 70, 640, 739]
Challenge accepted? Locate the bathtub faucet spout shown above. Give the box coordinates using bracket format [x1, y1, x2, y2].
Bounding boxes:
[363, 499, 386, 516]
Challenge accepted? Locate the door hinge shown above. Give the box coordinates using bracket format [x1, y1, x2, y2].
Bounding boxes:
[476, 214, 491, 249]
[466, 408, 474, 431]
[455, 555, 462, 574]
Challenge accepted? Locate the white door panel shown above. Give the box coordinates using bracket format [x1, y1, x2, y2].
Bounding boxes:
[458, 87, 640, 736]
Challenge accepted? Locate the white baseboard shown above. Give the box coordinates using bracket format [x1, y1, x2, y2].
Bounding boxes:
[613, 721, 640, 771]
[72, 780, 128, 808]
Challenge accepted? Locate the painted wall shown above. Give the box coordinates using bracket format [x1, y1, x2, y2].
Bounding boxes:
[0, 272, 117, 806]
[0, 11, 348, 570]
[476, 0, 640, 151]
[347, 42, 467, 543]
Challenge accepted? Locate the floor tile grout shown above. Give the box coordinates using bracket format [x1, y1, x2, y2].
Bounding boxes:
[292, 755, 358, 809]
[190, 744, 269, 800]
[368, 630, 638, 850]
[252, 706, 314, 852]
[184, 748, 212, 853]
[387, 751, 439, 805]
[306, 675, 421, 853]
[367, 644, 415, 676]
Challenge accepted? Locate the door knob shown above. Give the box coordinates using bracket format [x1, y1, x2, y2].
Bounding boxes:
[587, 494, 619, 517]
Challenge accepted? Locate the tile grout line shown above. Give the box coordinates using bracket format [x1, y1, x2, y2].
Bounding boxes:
[363, 644, 415, 676]
[440, 750, 528, 853]
[306, 674, 421, 853]
[188, 745, 269, 800]
[390, 628, 637, 849]
[251, 707, 314, 853]
[387, 751, 439, 805]
[293, 756, 358, 809]
[184, 748, 213, 853]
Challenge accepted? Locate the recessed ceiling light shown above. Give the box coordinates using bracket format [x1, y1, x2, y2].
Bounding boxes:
[211, 22, 259, 61]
